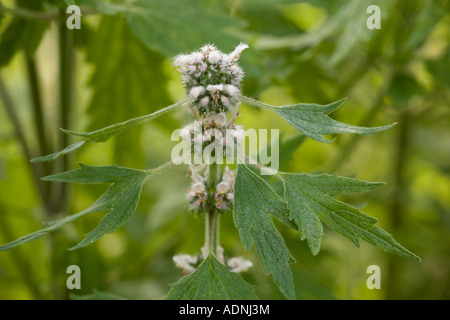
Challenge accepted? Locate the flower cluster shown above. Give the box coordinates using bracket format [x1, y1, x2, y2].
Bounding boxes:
[174, 45, 250, 277]
[180, 115, 245, 156]
[186, 164, 208, 210]
[214, 166, 236, 210]
[174, 43, 248, 115]
[185, 164, 237, 212]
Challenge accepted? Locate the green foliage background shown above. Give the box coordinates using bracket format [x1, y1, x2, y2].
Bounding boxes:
[0, 0, 449, 299]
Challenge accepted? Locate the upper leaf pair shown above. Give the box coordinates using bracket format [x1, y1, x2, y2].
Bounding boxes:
[33, 95, 393, 163]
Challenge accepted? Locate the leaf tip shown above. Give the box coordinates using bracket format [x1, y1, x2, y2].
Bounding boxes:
[338, 96, 348, 104]
[68, 243, 82, 251]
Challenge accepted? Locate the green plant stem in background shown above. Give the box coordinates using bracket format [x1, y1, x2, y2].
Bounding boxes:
[0, 3, 58, 20]
[55, 9, 74, 214]
[386, 108, 410, 299]
[24, 50, 53, 207]
[25, 51, 50, 160]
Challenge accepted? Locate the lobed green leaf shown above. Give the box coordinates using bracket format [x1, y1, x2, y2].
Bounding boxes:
[31, 100, 184, 162]
[360, 226, 421, 261]
[281, 173, 382, 254]
[233, 164, 296, 300]
[69, 173, 147, 250]
[0, 164, 153, 251]
[278, 171, 420, 260]
[42, 163, 147, 184]
[241, 96, 396, 143]
[123, 0, 246, 58]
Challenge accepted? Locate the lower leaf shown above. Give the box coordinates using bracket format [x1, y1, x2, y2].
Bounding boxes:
[166, 255, 258, 300]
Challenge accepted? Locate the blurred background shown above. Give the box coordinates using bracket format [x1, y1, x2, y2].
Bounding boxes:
[0, 0, 449, 300]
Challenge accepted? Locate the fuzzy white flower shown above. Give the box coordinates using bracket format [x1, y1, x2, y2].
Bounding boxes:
[224, 84, 240, 98]
[200, 96, 209, 107]
[206, 84, 224, 92]
[208, 50, 223, 64]
[229, 65, 243, 76]
[214, 112, 227, 128]
[188, 65, 197, 74]
[222, 166, 236, 183]
[220, 96, 230, 107]
[188, 164, 208, 183]
[191, 182, 206, 193]
[216, 182, 230, 193]
[221, 54, 232, 65]
[180, 125, 192, 141]
[203, 113, 216, 128]
[228, 43, 248, 61]
[201, 44, 217, 54]
[173, 54, 191, 67]
[194, 133, 204, 143]
[232, 125, 245, 141]
[189, 86, 206, 100]
[227, 257, 253, 273]
[191, 51, 204, 64]
[173, 254, 198, 273]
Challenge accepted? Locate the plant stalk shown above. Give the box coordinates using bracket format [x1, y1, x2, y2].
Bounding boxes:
[53, 9, 74, 214]
[203, 163, 221, 257]
[0, 3, 58, 20]
[24, 50, 53, 205]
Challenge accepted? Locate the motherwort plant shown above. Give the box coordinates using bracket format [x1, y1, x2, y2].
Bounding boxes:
[0, 44, 420, 300]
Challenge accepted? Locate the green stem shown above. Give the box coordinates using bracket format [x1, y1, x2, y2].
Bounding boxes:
[240, 96, 275, 111]
[203, 163, 221, 257]
[207, 209, 217, 256]
[25, 51, 48, 158]
[54, 9, 74, 213]
[204, 207, 210, 257]
[24, 50, 53, 204]
[0, 3, 58, 20]
[386, 108, 410, 299]
[215, 213, 221, 252]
